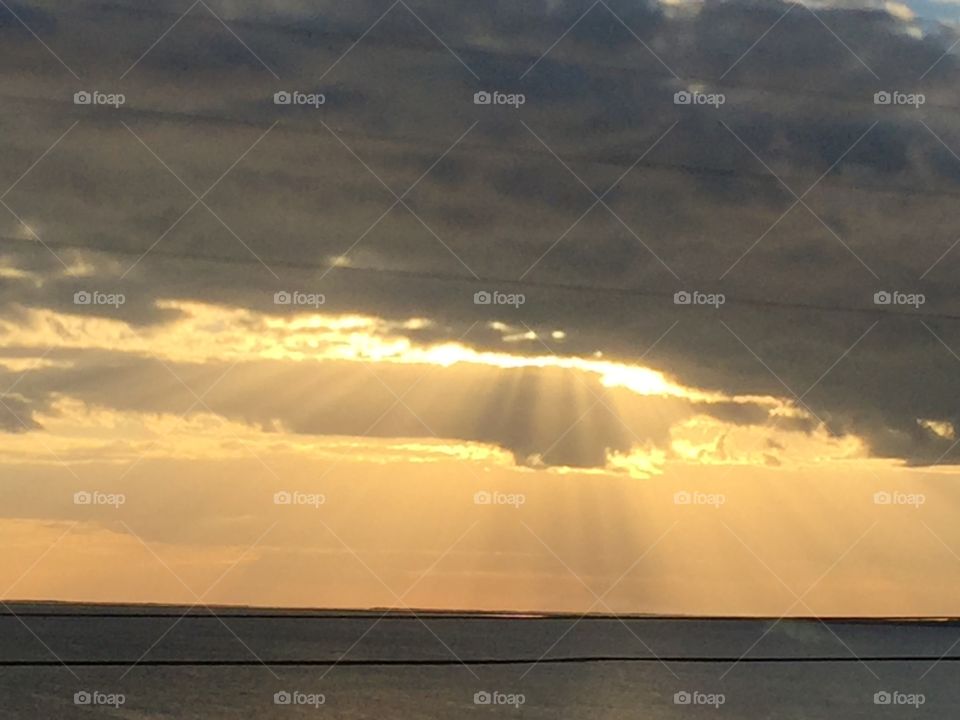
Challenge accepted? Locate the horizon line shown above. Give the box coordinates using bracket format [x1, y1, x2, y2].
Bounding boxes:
[4, 599, 960, 623]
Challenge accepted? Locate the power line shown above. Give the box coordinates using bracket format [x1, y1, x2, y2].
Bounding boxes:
[4, 235, 959, 322]
[13, 96, 960, 206]
[4, 610, 956, 623]
[1, 656, 958, 666]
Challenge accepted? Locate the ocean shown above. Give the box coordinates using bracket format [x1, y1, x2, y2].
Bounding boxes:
[0, 604, 955, 717]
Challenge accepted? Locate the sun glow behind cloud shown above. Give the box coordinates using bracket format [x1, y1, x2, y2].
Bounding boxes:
[1, 299, 955, 614]
[8, 300, 726, 399]
[0, 299, 884, 475]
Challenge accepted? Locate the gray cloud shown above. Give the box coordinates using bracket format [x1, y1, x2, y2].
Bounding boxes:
[2, 0, 960, 466]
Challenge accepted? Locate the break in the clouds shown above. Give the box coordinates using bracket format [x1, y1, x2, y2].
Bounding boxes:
[2, 0, 960, 469]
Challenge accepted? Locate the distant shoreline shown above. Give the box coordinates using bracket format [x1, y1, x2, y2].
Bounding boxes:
[3, 600, 959, 624]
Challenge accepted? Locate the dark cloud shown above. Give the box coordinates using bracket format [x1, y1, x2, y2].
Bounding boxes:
[0, 347, 703, 468]
[0, 394, 42, 432]
[2, 0, 960, 466]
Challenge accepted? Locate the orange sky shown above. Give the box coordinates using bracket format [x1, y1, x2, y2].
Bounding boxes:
[2, 302, 959, 616]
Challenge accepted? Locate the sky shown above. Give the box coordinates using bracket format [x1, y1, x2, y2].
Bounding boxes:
[2, 0, 960, 616]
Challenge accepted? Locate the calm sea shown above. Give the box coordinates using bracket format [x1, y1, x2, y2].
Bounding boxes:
[0, 604, 956, 717]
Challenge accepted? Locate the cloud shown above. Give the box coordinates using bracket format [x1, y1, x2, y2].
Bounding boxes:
[0, 394, 42, 432]
[2, 0, 960, 468]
